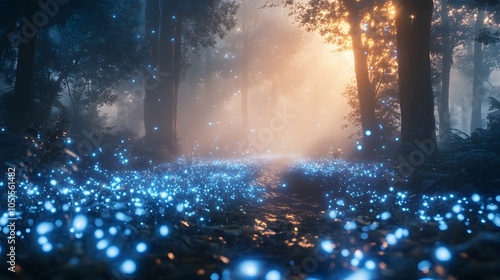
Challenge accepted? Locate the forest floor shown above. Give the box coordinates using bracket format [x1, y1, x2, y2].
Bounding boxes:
[2, 156, 500, 280]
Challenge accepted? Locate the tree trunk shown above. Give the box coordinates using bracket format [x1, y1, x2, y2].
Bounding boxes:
[144, 0, 160, 142]
[157, 0, 177, 151]
[439, 0, 452, 141]
[470, 8, 485, 132]
[172, 13, 182, 149]
[348, 14, 378, 155]
[395, 0, 436, 144]
[6, 0, 40, 130]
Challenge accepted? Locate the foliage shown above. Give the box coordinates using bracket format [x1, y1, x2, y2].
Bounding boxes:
[487, 96, 500, 130]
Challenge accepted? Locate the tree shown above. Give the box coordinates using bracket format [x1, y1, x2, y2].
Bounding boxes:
[143, 0, 238, 153]
[0, 0, 146, 131]
[394, 0, 436, 144]
[282, 0, 397, 157]
[4, 0, 40, 130]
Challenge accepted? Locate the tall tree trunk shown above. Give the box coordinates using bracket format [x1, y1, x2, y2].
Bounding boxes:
[6, 0, 40, 130]
[395, 0, 436, 144]
[439, 0, 452, 141]
[470, 8, 485, 132]
[144, 0, 160, 142]
[348, 16, 378, 155]
[158, 0, 177, 151]
[172, 14, 182, 149]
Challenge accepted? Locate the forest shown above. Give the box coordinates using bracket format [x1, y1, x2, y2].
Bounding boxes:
[1, 0, 500, 279]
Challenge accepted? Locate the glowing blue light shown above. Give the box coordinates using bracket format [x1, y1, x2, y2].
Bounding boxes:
[96, 239, 109, 250]
[50, 180, 57, 186]
[344, 269, 370, 280]
[72, 214, 88, 231]
[120, 260, 136, 274]
[344, 221, 357, 231]
[357, 145, 363, 151]
[115, 212, 131, 222]
[365, 130, 372, 136]
[36, 222, 54, 235]
[176, 203, 184, 212]
[239, 260, 259, 277]
[210, 273, 220, 280]
[435, 247, 451, 261]
[320, 240, 334, 253]
[38, 236, 48, 245]
[417, 260, 431, 271]
[341, 249, 350, 257]
[106, 246, 120, 258]
[471, 194, 480, 202]
[109, 227, 118, 235]
[386, 233, 397, 245]
[136, 242, 147, 253]
[328, 210, 337, 219]
[452, 205, 461, 213]
[42, 243, 53, 252]
[159, 225, 169, 236]
[380, 212, 391, 220]
[265, 270, 281, 280]
[365, 260, 376, 270]
[94, 229, 104, 239]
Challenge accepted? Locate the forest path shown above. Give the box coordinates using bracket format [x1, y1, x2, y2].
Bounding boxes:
[249, 158, 327, 242]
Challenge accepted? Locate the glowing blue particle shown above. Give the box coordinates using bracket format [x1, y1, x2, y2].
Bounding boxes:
[50, 180, 57, 186]
[36, 222, 54, 235]
[344, 221, 357, 231]
[120, 260, 136, 274]
[136, 242, 147, 253]
[94, 229, 104, 239]
[109, 227, 118, 235]
[417, 260, 431, 271]
[153, 127, 159, 131]
[344, 269, 370, 280]
[351, 258, 360, 267]
[159, 225, 169, 236]
[471, 194, 480, 202]
[115, 212, 132, 222]
[44, 201, 54, 211]
[239, 260, 259, 277]
[106, 246, 120, 258]
[380, 212, 391, 220]
[337, 199, 345, 206]
[320, 240, 334, 253]
[38, 236, 48, 245]
[386, 233, 397, 245]
[435, 247, 451, 261]
[176, 203, 184, 212]
[492, 214, 500, 227]
[96, 239, 109, 250]
[357, 145, 363, 151]
[210, 273, 220, 280]
[42, 243, 53, 252]
[95, 218, 103, 227]
[452, 204, 461, 213]
[341, 249, 350, 257]
[438, 220, 448, 230]
[72, 214, 88, 231]
[365, 130, 372, 136]
[328, 210, 337, 219]
[265, 270, 281, 280]
[365, 260, 376, 270]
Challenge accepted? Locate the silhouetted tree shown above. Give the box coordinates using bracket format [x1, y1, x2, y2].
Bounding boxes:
[143, 0, 238, 153]
[394, 0, 436, 144]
